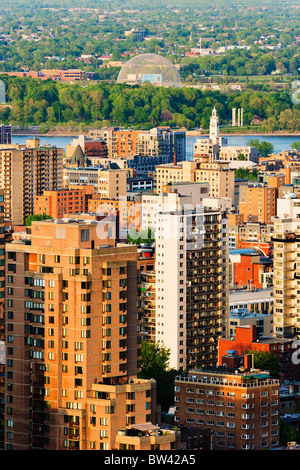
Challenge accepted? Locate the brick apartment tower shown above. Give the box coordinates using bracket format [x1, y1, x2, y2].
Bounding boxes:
[4, 218, 160, 450]
[0, 146, 63, 226]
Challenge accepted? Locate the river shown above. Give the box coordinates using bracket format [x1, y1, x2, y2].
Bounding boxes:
[12, 133, 300, 158]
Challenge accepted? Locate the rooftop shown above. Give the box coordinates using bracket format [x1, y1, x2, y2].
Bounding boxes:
[229, 248, 257, 255]
[229, 288, 273, 305]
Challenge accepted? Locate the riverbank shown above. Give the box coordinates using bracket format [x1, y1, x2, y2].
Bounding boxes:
[12, 129, 300, 138]
[12, 129, 79, 137]
[185, 130, 300, 137]
[12, 133, 300, 156]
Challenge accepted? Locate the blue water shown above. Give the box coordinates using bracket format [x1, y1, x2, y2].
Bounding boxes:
[12, 135, 74, 151]
[186, 134, 300, 158]
[12, 133, 300, 156]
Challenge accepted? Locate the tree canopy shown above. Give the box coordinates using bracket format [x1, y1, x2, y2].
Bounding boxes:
[246, 350, 280, 378]
[291, 141, 300, 151]
[25, 213, 52, 226]
[127, 228, 154, 246]
[247, 139, 274, 157]
[0, 75, 298, 132]
[138, 341, 182, 412]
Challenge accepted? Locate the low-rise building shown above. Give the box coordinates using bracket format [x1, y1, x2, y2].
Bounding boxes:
[229, 288, 273, 315]
[229, 247, 273, 290]
[155, 158, 235, 200]
[174, 358, 280, 450]
[34, 186, 95, 219]
[115, 423, 177, 451]
[228, 308, 273, 338]
[218, 325, 299, 381]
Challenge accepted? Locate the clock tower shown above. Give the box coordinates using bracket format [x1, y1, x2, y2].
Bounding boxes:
[209, 107, 219, 144]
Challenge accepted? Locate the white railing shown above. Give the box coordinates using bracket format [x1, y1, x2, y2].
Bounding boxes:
[175, 375, 279, 388]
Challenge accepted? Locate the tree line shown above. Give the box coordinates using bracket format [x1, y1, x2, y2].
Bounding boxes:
[0, 74, 298, 131]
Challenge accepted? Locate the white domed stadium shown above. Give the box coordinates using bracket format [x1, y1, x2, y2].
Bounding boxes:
[117, 53, 182, 88]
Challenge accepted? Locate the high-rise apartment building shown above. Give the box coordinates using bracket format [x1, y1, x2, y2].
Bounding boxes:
[174, 360, 280, 450]
[0, 189, 5, 341]
[136, 127, 186, 162]
[239, 184, 277, 225]
[0, 146, 63, 225]
[272, 215, 300, 338]
[98, 166, 127, 199]
[3, 218, 163, 450]
[155, 208, 229, 370]
[88, 127, 186, 162]
[0, 124, 11, 145]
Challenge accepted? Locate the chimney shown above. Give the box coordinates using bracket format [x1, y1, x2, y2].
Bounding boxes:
[244, 354, 253, 370]
[173, 151, 177, 166]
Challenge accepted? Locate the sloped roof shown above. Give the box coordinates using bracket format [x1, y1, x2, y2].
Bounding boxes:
[68, 145, 86, 167]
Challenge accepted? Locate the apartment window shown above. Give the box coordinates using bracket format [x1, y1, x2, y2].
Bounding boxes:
[81, 229, 90, 242]
[69, 268, 80, 276]
[81, 330, 91, 338]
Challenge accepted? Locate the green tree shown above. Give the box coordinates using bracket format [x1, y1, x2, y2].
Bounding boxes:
[280, 420, 300, 446]
[140, 340, 171, 373]
[246, 350, 280, 378]
[291, 141, 300, 151]
[234, 168, 258, 180]
[127, 228, 154, 246]
[25, 214, 52, 226]
[138, 341, 181, 411]
[246, 139, 274, 157]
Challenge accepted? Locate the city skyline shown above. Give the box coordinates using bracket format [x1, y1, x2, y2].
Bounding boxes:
[1, 0, 300, 456]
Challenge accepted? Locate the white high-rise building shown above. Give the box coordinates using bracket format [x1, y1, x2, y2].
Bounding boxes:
[272, 195, 300, 338]
[155, 207, 229, 370]
[272, 216, 300, 338]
